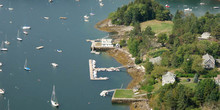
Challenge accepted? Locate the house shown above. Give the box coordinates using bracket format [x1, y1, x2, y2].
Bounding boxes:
[198, 32, 212, 40]
[162, 72, 176, 86]
[149, 56, 162, 65]
[202, 53, 215, 69]
[214, 75, 220, 86]
[101, 39, 113, 47]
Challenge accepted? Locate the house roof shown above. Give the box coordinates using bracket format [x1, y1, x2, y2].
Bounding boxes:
[200, 32, 211, 39]
[216, 59, 220, 63]
[202, 53, 215, 64]
[162, 72, 176, 80]
[149, 56, 162, 65]
[214, 75, 220, 82]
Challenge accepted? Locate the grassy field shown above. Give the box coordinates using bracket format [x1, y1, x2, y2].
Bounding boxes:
[140, 20, 173, 35]
[114, 89, 134, 98]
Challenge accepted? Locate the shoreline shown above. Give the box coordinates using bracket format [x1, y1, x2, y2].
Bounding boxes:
[95, 19, 150, 110]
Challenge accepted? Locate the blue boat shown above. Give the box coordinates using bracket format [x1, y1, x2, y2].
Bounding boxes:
[56, 49, 62, 53]
[24, 59, 31, 71]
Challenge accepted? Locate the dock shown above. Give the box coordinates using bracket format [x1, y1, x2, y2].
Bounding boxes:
[89, 59, 109, 80]
[89, 59, 128, 80]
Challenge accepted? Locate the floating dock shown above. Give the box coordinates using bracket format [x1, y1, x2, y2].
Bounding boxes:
[89, 59, 109, 80]
[89, 59, 125, 80]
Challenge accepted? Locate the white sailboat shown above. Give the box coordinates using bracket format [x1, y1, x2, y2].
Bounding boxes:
[90, 8, 95, 16]
[17, 30, 22, 41]
[4, 35, 10, 45]
[51, 85, 59, 107]
[1, 41, 8, 51]
[24, 59, 31, 71]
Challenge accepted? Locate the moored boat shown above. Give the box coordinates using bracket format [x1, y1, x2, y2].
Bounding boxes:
[51, 63, 58, 67]
[0, 89, 5, 95]
[36, 46, 44, 50]
[51, 85, 59, 107]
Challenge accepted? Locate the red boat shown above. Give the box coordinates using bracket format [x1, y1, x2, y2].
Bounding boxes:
[165, 4, 170, 8]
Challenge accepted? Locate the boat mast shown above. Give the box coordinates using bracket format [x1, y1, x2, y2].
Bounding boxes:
[8, 99, 10, 110]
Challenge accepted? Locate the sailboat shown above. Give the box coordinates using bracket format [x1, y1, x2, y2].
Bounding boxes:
[51, 85, 59, 107]
[90, 8, 95, 16]
[4, 34, 10, 45]
[1, 41, 8, 51]
[17, 30, 22, 41]
[24, 59, 31, 71]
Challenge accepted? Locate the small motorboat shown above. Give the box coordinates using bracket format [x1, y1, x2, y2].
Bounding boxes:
[84, 19, 89, 22]
[90, 13, 95, 16]
[57, 49, 62, 53]
[59, 17, 67, 20]
[36, 46, 44, 50]
[8, 8, 13, 11]
[84, 15, 89, 19]
[213, 7, 219, 9]
[23, 31, 28, 35]
[100, 2, 104, 7]
[4, 41, 10, 45]
[49, 0, 53, 3]
[51, 63, 58, 67]
[0, 89, 5, 95]
[165, 4, 170, 8]
[44, 17, 49, 20]
[22, 26, 31, 30]
[0, 62, 2, 67]
[0, 4, 3, 7]
[200, 3, 205, 5]
[184, 8, 192, 12]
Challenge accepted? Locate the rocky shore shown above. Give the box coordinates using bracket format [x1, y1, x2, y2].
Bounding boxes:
[95, 19, 150, 110]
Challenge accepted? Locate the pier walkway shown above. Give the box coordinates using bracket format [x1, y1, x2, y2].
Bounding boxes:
[89, 59, 131, 80]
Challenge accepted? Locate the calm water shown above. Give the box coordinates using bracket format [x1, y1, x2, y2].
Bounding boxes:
[0, 0, 219, 110]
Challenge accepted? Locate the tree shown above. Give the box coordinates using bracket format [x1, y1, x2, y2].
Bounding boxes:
[191, 55, 204, 74]
[194, 79, 219, 105]
[157, 33, 168, 47]
[193, 74, 199, 83]
[211, 24, 220, 39]
[151, 66, 167, 78]
[119, 39, 126, 47]
[127, 38, 140, 57]
[145, 60, 154, 74]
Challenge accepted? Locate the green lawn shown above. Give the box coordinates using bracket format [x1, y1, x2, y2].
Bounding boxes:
[140, 20, 173, 35]
[179, 78, 197, 90]
[114, 89, 134, 98]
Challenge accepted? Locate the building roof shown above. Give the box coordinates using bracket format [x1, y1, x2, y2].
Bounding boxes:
[216, 59, 220, 63]
[214, 75, 220, 83]
[163, 72, 176, 78]
[149, 56, 162, 65]
[199, 32, 211, 39]
[162, 72, 176, 86]
[202, 53, 215, 64]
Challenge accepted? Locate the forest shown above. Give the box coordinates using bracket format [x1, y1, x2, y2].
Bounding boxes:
[108, 0, 171, 26]
[111, 0, 220, 109]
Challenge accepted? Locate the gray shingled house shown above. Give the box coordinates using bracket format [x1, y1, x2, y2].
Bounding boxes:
[162, 72, 176, 86]
[202, 53, 215, 69]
